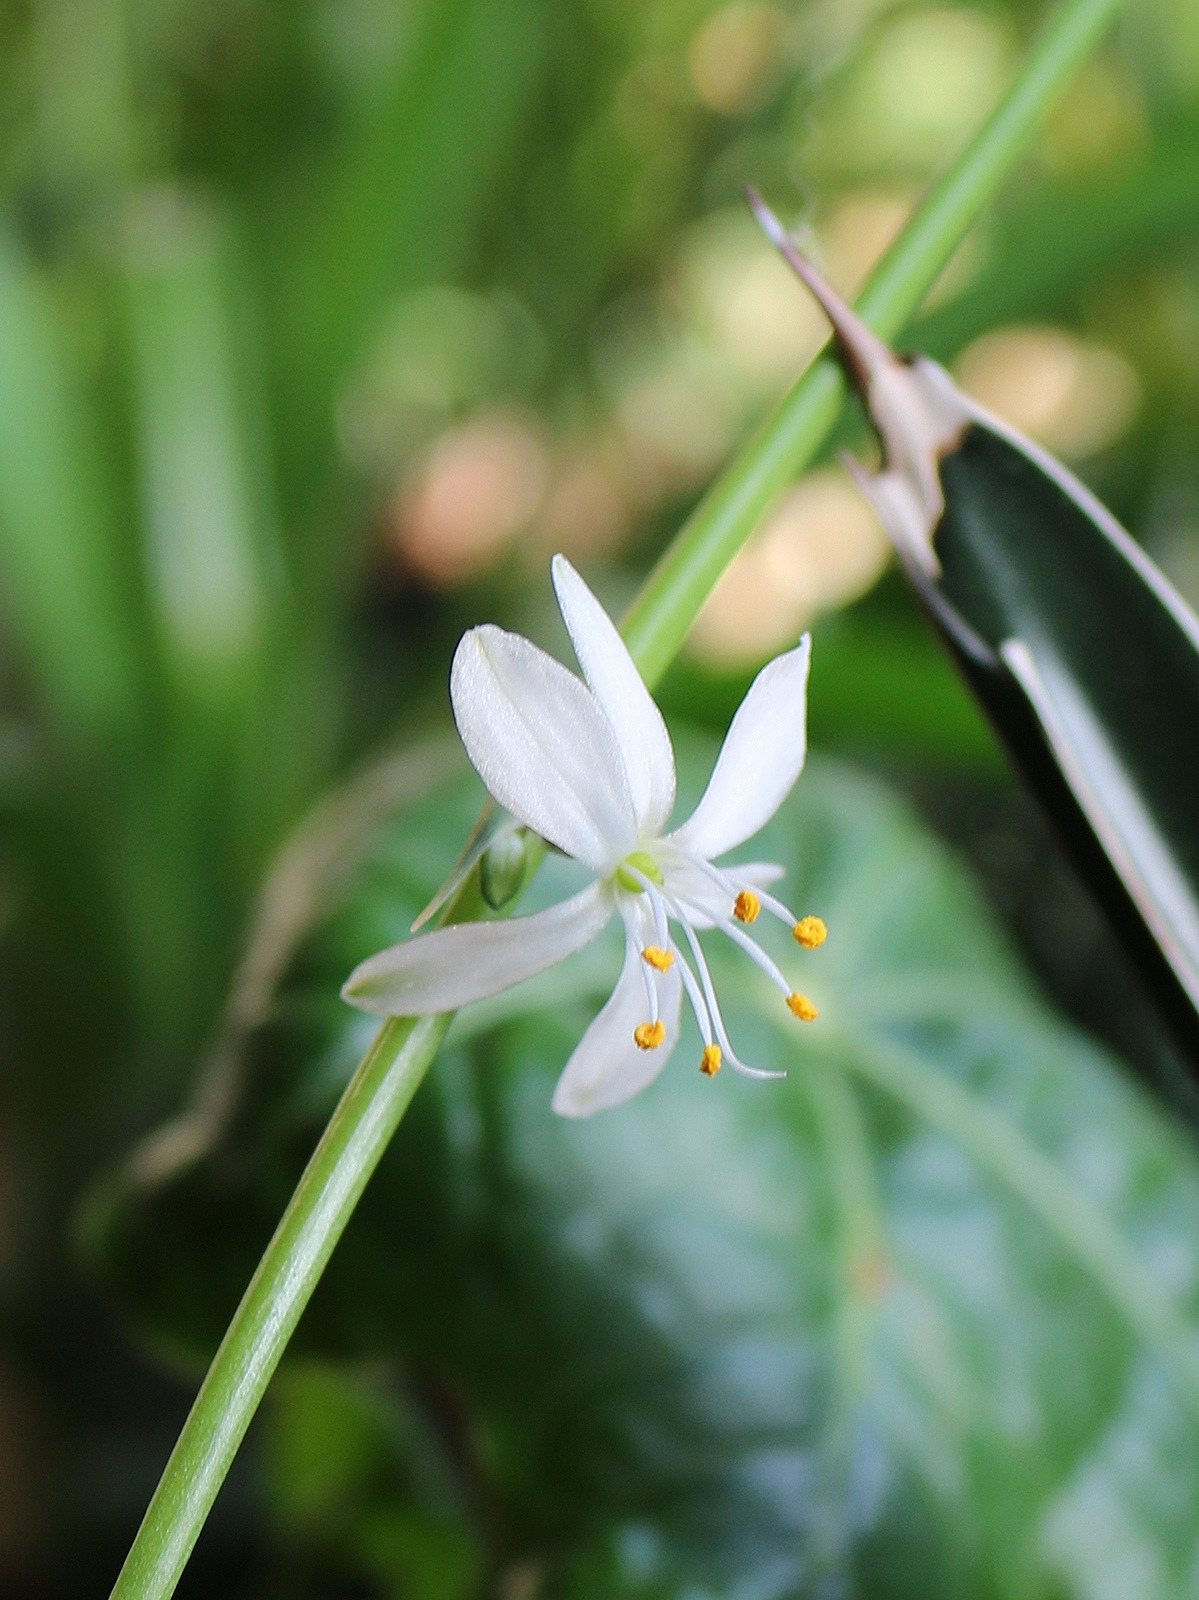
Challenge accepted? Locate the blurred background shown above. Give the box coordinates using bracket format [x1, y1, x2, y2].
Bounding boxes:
[1, 0, 1199, 1594]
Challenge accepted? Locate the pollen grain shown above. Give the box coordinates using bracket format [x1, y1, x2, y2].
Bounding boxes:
[641, 945, 674, 971]
[787, 992, 818, 1022]
[733, 890, 761, 923]
[634, 1020, 667, 1050]
[793, 915, 827, 949]
[700, 1045, 722, 1076]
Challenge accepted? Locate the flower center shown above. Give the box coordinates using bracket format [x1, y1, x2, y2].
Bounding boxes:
[615, 850, 663, 893]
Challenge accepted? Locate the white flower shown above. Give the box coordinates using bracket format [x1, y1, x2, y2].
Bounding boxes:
[343, 556, 825, 1117]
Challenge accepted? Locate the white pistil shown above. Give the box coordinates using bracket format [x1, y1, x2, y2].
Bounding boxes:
[670, 911, 735, 1060]
[671, 939, 714, 1048]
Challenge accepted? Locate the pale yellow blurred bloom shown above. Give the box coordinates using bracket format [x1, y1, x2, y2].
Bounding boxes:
[954, 326, 1141, 460]
[689, 3, 788, 115]
[691, 467, 890, 667]
[391, 414, 548, 586]
[531, 446, 631, 561]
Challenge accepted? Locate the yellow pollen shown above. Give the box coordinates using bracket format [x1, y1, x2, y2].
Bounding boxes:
[634, 1020, 667, 1050]
[641, 945, 674, 972]
[733, 890, 761, 923]
[793, 915, 827, 949]
[787, 992, 818, 1022]
[700, 1044, 722, 1076]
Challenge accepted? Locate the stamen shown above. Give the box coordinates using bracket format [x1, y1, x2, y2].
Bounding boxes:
[634, 1020, 666, 1050]
[642, 945, 674, 972]
[669, 906, 727, 1041]
[700, 1045, 722, 1076]
[622, 866, 669, 947]
[666, 895, 784, 1081]
[717, 916, 792, 997]
[793, 915, 827, 949]
[625, 907, 661, 1023]
[670, 847, 798, 936]
[787, 993, 818, 1022]
[672, 940, 713, 1047]
[755, 887, 803, 929]
[733, 890, 760, 923]
[639, 955, 660, 1023]
[670, 847, 740, 901]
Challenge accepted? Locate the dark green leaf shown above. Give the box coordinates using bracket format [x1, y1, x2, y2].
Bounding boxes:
[932, 423, 1199, 1065]
[751, 196, 1199, 1072]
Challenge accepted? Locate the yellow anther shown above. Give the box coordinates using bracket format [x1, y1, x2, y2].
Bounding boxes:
[787, 992, 818, 1022]
[700, 1045, 722, 1076]
[641, 945, 674, 972]
[733, 890, 761, 923]
[793, 915, 827, 949]
[634, 1020, 667, 1050]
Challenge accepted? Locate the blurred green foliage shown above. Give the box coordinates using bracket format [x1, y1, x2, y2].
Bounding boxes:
[0, 0, 1196, 1593]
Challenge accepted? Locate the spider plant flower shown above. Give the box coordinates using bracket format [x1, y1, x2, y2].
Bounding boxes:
[343, 556, 825, 1117]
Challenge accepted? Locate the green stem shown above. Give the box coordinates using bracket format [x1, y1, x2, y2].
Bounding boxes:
[110, 0, 1130, 1590]
[109, 1013, 448, 1599]
[621, 0, 1129, 688]
[838, 1029, 1199, 1420]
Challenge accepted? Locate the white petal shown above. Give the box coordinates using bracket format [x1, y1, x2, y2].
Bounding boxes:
[552, 898, 682, 1117]
[451, 625, 638, 872]
[670, 635, 810, 860]
[551, 555, 677, 835]
[343, 882, 613, 1015]
[736, 861, 787, 888]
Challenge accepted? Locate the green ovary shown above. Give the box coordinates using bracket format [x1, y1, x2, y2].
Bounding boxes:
[616, 850, 663, 893]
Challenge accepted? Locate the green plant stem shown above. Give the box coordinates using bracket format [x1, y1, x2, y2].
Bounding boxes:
[109, 0, 1131, 1591]
[621, 0, 1130, 689]
[840, 1028, 1199, 1420]
[108, 1013, 447, 1599]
